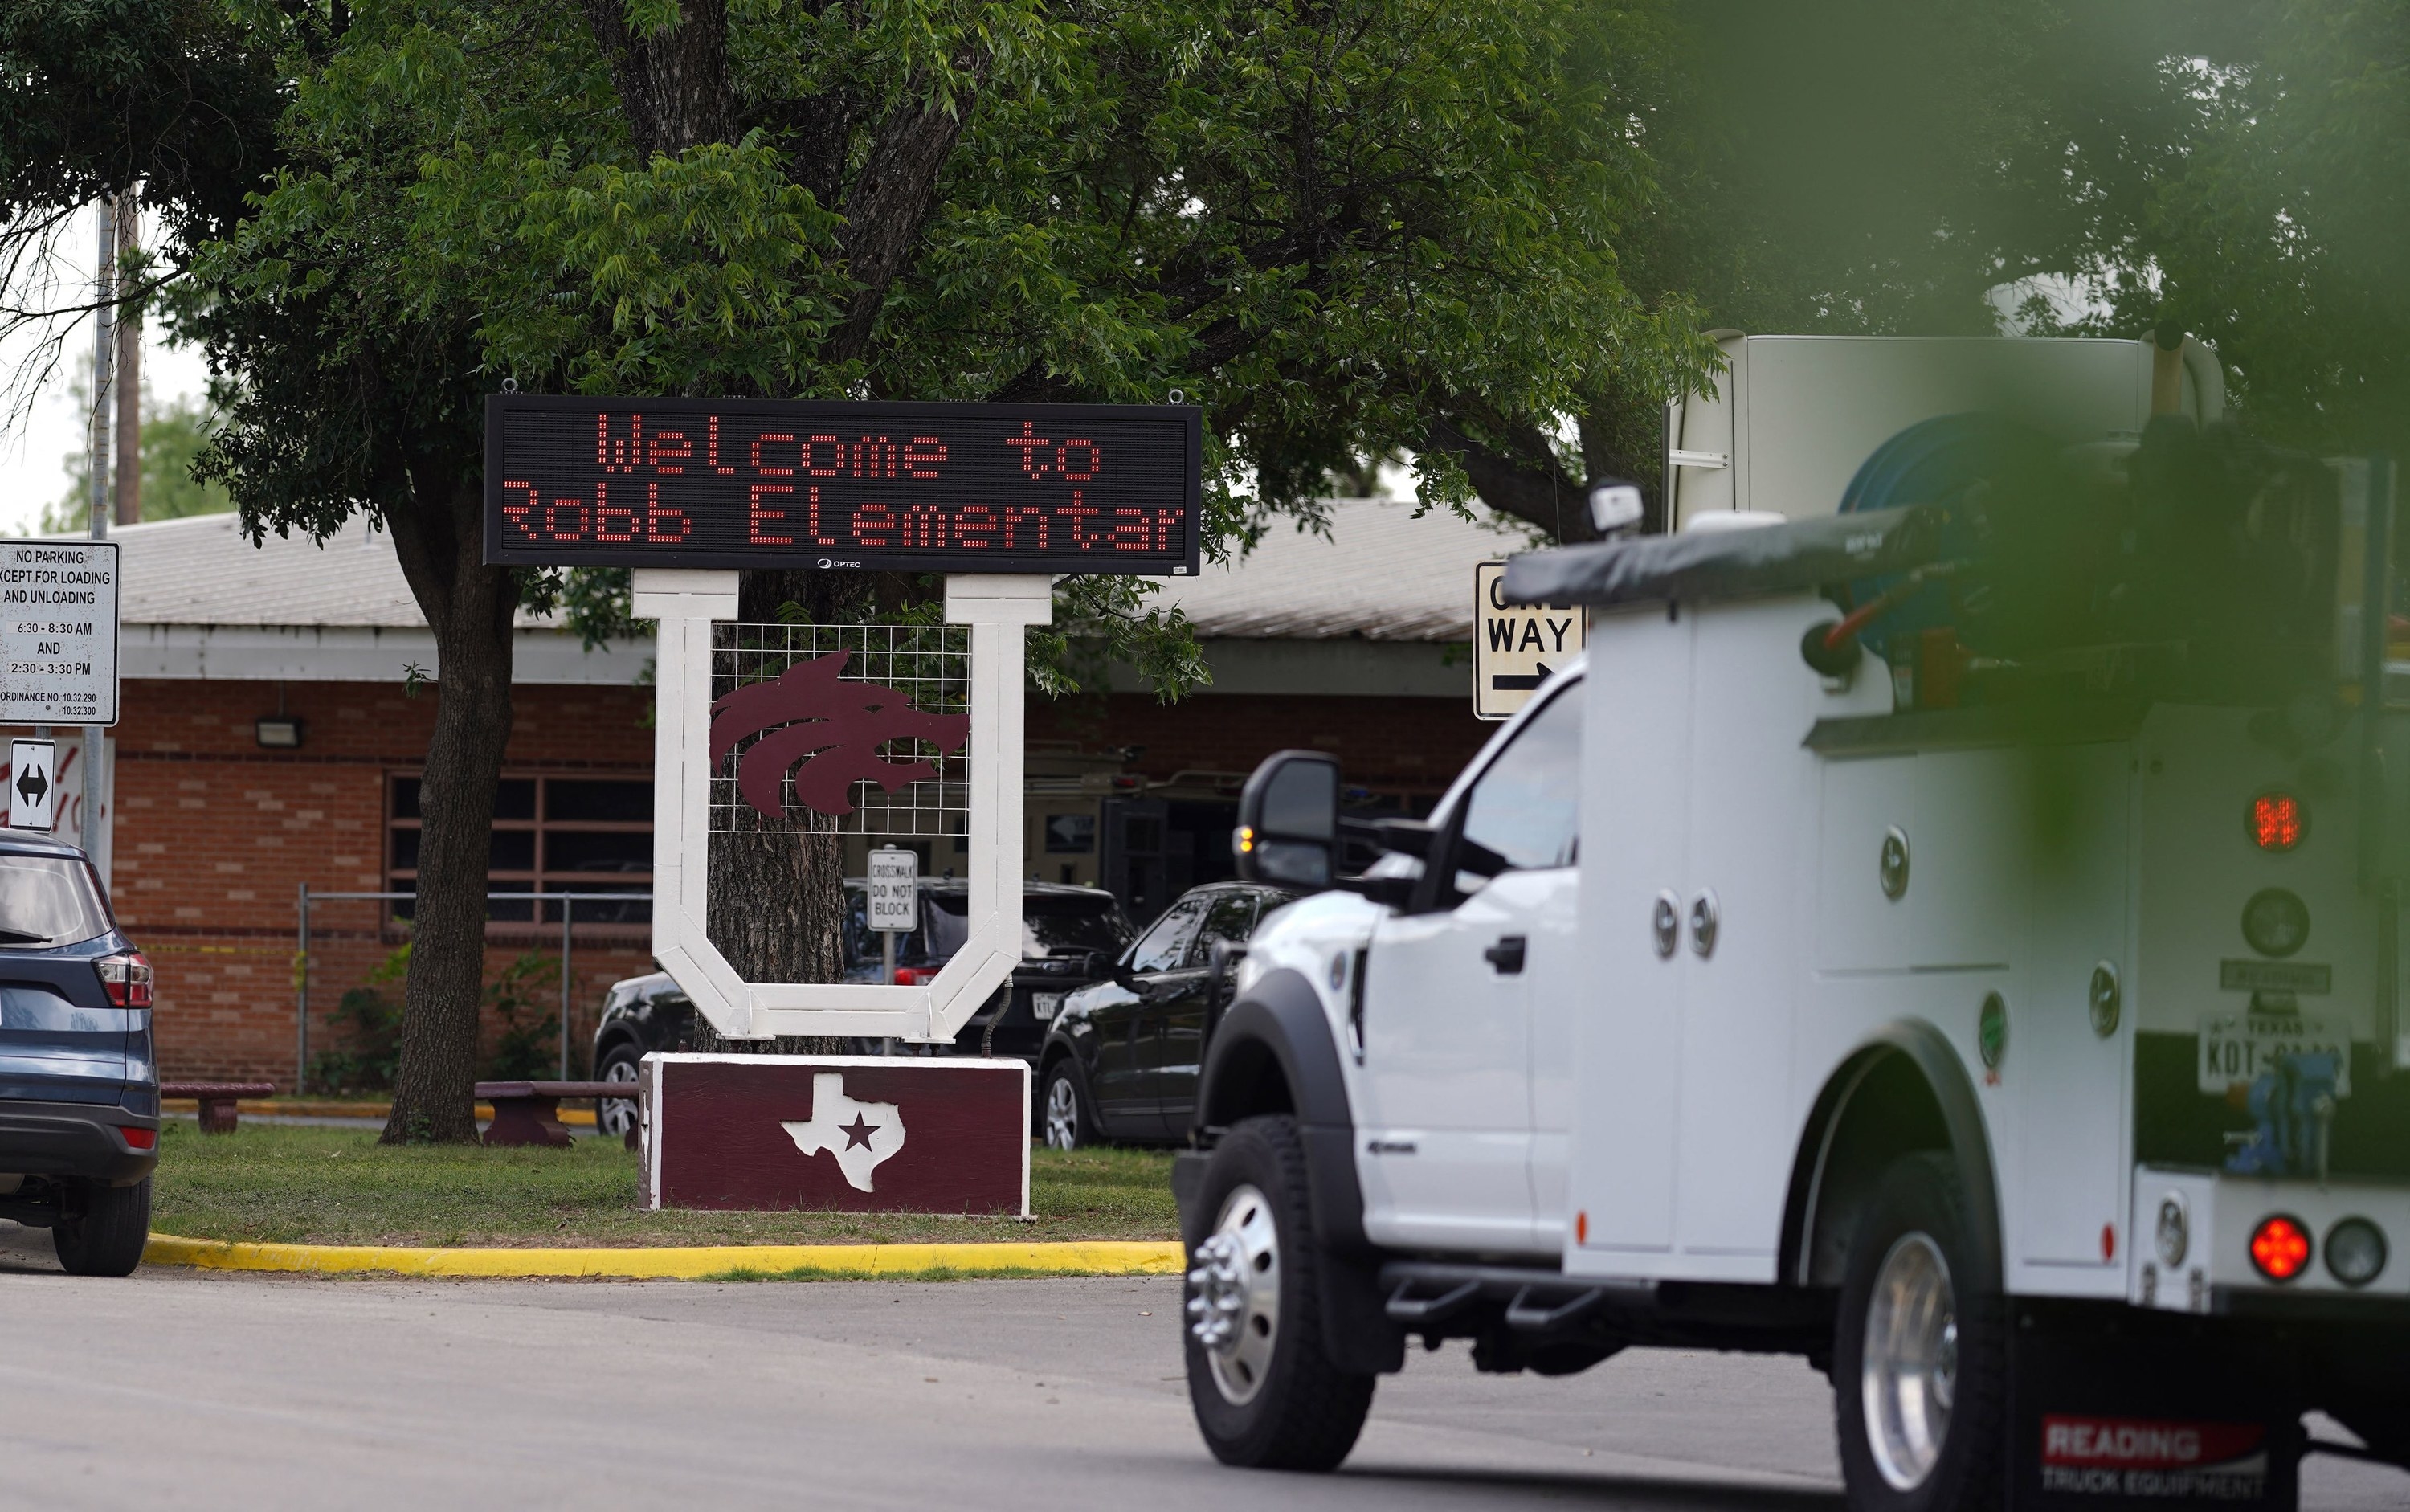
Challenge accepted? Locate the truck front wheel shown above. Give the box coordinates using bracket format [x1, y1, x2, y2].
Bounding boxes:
[1183, 1115, 1375, 1470]
[1833, 1152, 2005, 1512]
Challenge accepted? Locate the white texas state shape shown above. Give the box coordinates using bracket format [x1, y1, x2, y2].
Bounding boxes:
[781, 1073, 906, 1192]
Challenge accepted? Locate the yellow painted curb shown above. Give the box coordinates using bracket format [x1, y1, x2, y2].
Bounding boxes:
[142, 1233, 1185, 1280]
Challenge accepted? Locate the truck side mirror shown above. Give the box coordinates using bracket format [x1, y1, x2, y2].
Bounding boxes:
[1233, 750, 1339, 889]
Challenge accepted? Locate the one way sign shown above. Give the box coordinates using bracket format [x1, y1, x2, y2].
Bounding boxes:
[1474, 562, 1585, 721]
[9, 738, 55, 831]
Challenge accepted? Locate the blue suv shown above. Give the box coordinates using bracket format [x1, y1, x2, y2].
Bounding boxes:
[0, 838, 158, 1275]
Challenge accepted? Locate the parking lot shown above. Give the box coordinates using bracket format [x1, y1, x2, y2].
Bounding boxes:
[0, 1229, 2400, 1512]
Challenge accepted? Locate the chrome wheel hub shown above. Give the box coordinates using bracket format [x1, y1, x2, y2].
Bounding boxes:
[597, 1060, 639, 1138]
[1187, 1183, 1280, 1405]
[1044, 1075, 1080, 1150]
[1861, 1232, 1959, 1490]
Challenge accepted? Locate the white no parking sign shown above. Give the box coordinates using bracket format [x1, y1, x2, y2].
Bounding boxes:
[0, 541, 119, 726]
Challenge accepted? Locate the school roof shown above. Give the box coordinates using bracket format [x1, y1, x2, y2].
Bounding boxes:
[96, 496, 1520, 691]
[1150, 497, 1527, 642]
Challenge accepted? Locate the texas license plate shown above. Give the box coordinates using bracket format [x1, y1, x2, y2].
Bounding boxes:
[1032, 992, 1064, 1021]
[2197, 1009, 2352, 1097]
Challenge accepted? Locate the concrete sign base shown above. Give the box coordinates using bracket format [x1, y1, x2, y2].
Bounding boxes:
[639, 1053, 1030, 1216]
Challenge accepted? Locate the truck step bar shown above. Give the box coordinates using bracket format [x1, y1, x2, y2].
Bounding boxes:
[1375, 1259, 1829, 1355]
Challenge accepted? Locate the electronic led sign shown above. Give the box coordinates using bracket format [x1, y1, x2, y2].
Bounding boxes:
[485, 395, 1201, 575]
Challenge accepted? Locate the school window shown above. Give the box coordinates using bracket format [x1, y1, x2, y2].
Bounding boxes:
[386, 774, 653, 931]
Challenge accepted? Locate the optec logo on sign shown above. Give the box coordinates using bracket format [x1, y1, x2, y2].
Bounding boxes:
[2039, 1415, 2268, 1501]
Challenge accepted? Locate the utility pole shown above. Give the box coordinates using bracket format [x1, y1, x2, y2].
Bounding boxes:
[113, 187, 140, 527]
[85, 197, 115, 886]
[88, 197, 112, 533]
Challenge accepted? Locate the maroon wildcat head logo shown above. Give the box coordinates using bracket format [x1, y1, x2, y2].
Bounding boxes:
[708, 651, 970, 819]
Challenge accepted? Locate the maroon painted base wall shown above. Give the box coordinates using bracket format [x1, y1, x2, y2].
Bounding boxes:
[647, 1055, 1029, 1215]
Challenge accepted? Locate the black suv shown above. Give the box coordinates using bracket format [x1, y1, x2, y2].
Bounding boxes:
[590, 880, 1134, 1138]
[1035, 881, 1300, 1149]
[0, 838, 160, 1275]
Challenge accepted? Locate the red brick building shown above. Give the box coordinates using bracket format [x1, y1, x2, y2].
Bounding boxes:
[33, 499, 1497, 1083]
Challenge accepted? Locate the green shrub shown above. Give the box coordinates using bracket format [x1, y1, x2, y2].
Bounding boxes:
[484, 951, 561, 1081]
[310, 944, 410, 1093]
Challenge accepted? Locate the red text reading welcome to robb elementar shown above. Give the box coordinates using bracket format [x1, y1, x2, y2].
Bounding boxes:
[499, 415, 1180, 554]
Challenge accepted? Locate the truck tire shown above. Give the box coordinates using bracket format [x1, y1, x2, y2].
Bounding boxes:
[1183, 1115, 1375, 1470]
[53, 1176, 153, 1277]
[1833, 1151, 2004, 1512]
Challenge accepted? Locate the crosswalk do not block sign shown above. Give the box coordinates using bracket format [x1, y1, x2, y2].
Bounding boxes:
[1473, 562, 1586, 721]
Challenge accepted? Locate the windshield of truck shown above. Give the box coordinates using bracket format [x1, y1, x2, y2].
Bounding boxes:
[1457, 683, 1583, 880]
[0, 855, 110, 946]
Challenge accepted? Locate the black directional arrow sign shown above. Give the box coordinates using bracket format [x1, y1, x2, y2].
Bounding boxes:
[7, 739, 56, 832]
[1489, 661, 1553, 693]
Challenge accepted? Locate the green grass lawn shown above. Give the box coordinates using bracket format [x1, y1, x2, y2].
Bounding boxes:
[149, 1121, 1179, 1248]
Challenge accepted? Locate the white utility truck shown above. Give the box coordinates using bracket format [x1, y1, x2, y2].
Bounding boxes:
[1173, 335, 2408, 1511]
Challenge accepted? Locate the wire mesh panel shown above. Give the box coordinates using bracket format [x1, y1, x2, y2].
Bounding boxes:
[709, 623, 970, 837]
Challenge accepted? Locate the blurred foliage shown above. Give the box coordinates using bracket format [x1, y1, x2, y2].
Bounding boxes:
[1632, 0, 2410, 463]
[2031, 1, 2410, 456]
[310, 944, 568, 1089]
[483, 950, 563, 1081]
[310, 943, 412, 1095]
[46, 386, 237, 531]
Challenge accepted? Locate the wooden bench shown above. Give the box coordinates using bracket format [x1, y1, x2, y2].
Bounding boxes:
[476, 1081, 637, 1150]
[161, 1081, 277, 1134]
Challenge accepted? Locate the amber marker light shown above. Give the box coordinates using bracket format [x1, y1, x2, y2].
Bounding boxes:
[2249, 1215, 2311, 1282]
[2248, 791, 2305, 852]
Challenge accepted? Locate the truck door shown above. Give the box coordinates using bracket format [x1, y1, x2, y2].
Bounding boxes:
[1667, 599, 1822, 1266]
[1358, 682, 1581, 1256]
[1569, 607, 1693, 1257]
[2013, 741, 2130, 1273]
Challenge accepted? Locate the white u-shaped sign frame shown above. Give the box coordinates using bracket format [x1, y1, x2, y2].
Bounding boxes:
[631, 569, 1053, 1042]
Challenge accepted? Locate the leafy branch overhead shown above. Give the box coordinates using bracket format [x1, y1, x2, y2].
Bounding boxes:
[259, 0, 1705, 694]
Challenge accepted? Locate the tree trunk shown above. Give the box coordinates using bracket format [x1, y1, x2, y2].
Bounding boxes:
[693, 569, 880, 1056]
[579, 0, 731, 160]
[379, 474, 519, 1142]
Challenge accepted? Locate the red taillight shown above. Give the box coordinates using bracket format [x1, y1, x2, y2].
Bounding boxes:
[893, 966, 937, 987]
[95, 950, 153, 1010]
[2250, 1215, 2311, 1281]
[2249, 792, 2305, 852]
[120, 1126, 157, 1151]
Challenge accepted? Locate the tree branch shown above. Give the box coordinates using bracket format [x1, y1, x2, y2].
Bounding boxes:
[1426, 407, 1598, 543]
[823, 59, 991, 364]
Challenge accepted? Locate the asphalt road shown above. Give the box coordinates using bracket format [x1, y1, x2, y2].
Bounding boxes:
[0, 1228, 2401, 1510]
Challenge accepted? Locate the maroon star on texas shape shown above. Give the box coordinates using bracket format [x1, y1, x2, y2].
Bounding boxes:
[841, 1113, 876, 1150]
